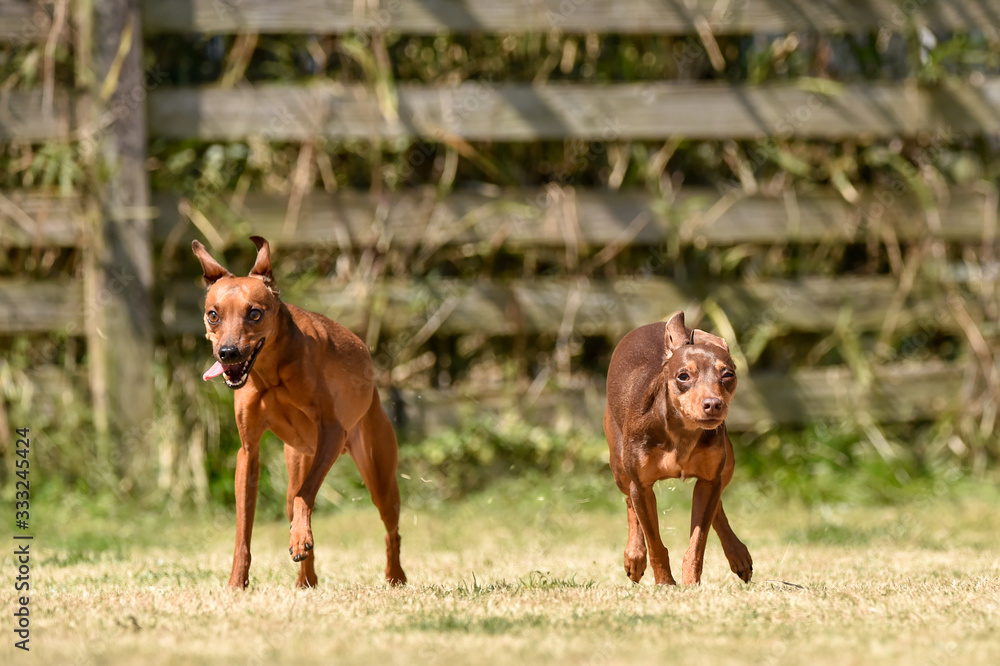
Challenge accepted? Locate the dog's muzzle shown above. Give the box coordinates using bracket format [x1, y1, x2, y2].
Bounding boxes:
[202, 338, 266, 389]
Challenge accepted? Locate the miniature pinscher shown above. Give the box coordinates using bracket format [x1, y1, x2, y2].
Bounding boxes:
[604, 311, 752, 585]
[193, 236, 406, 588]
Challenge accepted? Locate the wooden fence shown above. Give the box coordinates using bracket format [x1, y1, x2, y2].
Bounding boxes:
[1, 0, 999, 444]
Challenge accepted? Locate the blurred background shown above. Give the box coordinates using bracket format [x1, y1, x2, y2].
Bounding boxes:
[1, 0, 998, 516]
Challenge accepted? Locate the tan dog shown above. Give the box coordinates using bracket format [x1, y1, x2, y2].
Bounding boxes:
[193, 236, 405, 588]
[604, 311, 752, 585]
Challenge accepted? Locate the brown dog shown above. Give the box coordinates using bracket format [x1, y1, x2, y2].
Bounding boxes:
[192, 236, 406, 588]
[604, 311, 752, 585]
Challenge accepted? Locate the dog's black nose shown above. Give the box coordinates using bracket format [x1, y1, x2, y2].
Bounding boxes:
[218, 345, 240, 363]
[703, 397, 723, 415]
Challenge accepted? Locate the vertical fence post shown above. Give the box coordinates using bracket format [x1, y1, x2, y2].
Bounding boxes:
[77, 0, 154, 490]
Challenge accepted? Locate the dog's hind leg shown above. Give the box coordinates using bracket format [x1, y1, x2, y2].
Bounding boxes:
[285, 444, 318, 588]
[348, 388, 406, 586]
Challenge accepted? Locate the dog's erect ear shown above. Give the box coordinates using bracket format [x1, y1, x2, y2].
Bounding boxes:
[664, 311, 690, 359]
[248, 236, 279, 294]
[692, 328, 729, 353]
[192, 240, 234, 287]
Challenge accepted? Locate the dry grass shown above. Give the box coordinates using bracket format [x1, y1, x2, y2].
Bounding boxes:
[3, 485, 1000, 665]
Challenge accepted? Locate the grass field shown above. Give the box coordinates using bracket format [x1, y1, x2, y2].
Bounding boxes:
[3, 477, 999, 666]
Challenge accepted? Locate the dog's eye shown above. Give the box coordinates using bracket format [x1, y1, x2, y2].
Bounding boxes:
[722, 369, 735, 380]
[677, 372, 690, 382]
[248, 308, 263, 322]
[207, 310, 219, 324]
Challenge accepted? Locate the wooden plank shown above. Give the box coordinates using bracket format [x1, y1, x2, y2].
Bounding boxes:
[83, 0, 155, 446]
[394, 360, 973, 434]
[0, 1, 53, 44]
[147, 79, 1000, 142]
[161, 276, 976, 339]
[154, 184, 997, 249]
[0, 365, 86, 423]
[0, 88, 73, 141]
[0, 192, 80, 247]
[141, 0, 1000, 35]
[10, 358, 974, 430]
[0, 279, 83, 333]
[4, 184, 993, 249]
[4, 177, 990, 253]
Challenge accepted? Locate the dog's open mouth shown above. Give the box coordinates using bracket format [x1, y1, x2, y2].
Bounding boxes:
[202, 338, 265, 389]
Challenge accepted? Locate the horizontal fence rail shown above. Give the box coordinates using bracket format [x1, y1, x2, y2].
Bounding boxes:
[0, 89, 73, 141]
[159, 276, 980, 338]
[151, 187, 998, 248]
[146, 80, 1000, 141]
[3, 186, 996, 249]
[0, 279, 81, 333]
[401, 359, 980, 432]
[0, 1, 54, 44]
[141, 0, 1000, 35]
[1, 271, 980, 342]
[21, 359, 981, 431]
[6, 81, 999, 143]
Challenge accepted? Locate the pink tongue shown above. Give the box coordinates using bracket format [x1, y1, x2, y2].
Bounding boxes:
[202, 361, 226, 381]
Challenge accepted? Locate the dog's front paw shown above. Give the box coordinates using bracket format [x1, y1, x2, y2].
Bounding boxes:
[227, 574, 250, 589]
[386, 567, 407, 586]
[289, 533, 313, 562]
[289, 520, 314, 562]
[726, 541, 753, 583]
[681, 548, 704, 586]
[289, 498, 314, 562]
[624, 547, 647, 583]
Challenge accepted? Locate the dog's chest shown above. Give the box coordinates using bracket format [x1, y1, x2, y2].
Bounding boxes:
[257, 386, 319, 452]
[640, 434, 725, 484]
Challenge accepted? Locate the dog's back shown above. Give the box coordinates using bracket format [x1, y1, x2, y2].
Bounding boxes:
[605, 322, 666, 432]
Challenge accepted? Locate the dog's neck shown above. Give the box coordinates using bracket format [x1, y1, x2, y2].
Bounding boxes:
[247, 302, 297, 388]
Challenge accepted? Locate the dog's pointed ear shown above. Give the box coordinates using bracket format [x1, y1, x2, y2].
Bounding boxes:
[692, 329, 729, 353]
[664, 311, 690, 359]
[248, 236, 278, 294]
[192, 240, 234, 287]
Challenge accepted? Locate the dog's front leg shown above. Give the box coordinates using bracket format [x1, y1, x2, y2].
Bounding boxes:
[713, 433, 752, 582]
[289, 421, 345, 562]
[229, 441, 261, 589]
[713, 501, 753, 582]
[628, 482, 676, 585]
[683, 477, 724, 585]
